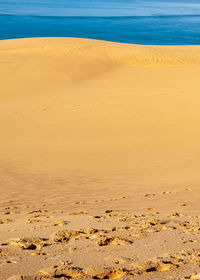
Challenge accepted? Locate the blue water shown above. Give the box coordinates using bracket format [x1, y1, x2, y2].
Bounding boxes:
[1, 0, 200, 45]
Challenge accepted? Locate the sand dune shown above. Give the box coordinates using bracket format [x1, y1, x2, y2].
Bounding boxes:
[1, 38, 200, 185]
[0, 38, 200, 279]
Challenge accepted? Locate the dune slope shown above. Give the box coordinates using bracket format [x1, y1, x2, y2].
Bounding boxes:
[0, 38, 200, 279]
[1, 38, 200, 186]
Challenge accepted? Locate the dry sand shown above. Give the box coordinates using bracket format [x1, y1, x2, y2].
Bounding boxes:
[0, 38, 200, 279]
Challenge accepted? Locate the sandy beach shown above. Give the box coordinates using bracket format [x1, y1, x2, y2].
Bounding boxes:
[0, 38, 200, 279]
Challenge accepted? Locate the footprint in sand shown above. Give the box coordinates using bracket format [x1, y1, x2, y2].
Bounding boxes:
[53, 220, 69, 226]
[143, 207, 156, 211]
[47, 266, 84, 279]
[4, 211, 14, 215]
[51, 228, 116, 245]
[145, 193, 156, 197]
[26, 219, 41, 224]
[75, 201, 84, 205]
[98, 236, 132, 246]
[29, 209, 48, 214]
[146, 263, 173, 272]
[30, 249, 200, 280]
[6, 260, 17, 264]
[105, 210, 124, 214]
[68, 210, 88, 215]
[92, 269, 125, 279]
[94, 215, 103, 219]
[0, 218, 13, 224]
[3, 237, 49, 251]
[51, 230, 81, 244]
[170, 212, 184, 217]
[49, 264, 125, 280]
[162, 191, 172, 195]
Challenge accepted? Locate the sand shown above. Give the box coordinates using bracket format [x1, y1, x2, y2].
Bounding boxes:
[0, 38, 200, 279]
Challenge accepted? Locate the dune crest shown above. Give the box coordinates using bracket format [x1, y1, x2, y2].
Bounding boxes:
[1, 38, 200, 66]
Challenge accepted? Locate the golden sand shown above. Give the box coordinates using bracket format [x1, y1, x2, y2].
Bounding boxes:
[0, 38, 200, 279]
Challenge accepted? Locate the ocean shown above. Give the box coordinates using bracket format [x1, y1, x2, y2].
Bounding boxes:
[1, 0, 200, 45]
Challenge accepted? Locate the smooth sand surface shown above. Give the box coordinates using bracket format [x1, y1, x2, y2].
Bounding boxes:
[0, 38, 200, 279]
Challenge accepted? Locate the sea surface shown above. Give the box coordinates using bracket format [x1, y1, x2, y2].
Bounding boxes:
[1, 0, 200, 45]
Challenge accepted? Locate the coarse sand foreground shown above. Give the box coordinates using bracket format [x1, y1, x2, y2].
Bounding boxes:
[0, 38, 200, 279]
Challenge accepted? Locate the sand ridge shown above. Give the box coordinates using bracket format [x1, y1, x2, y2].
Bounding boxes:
[1, 38, 200, 65]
